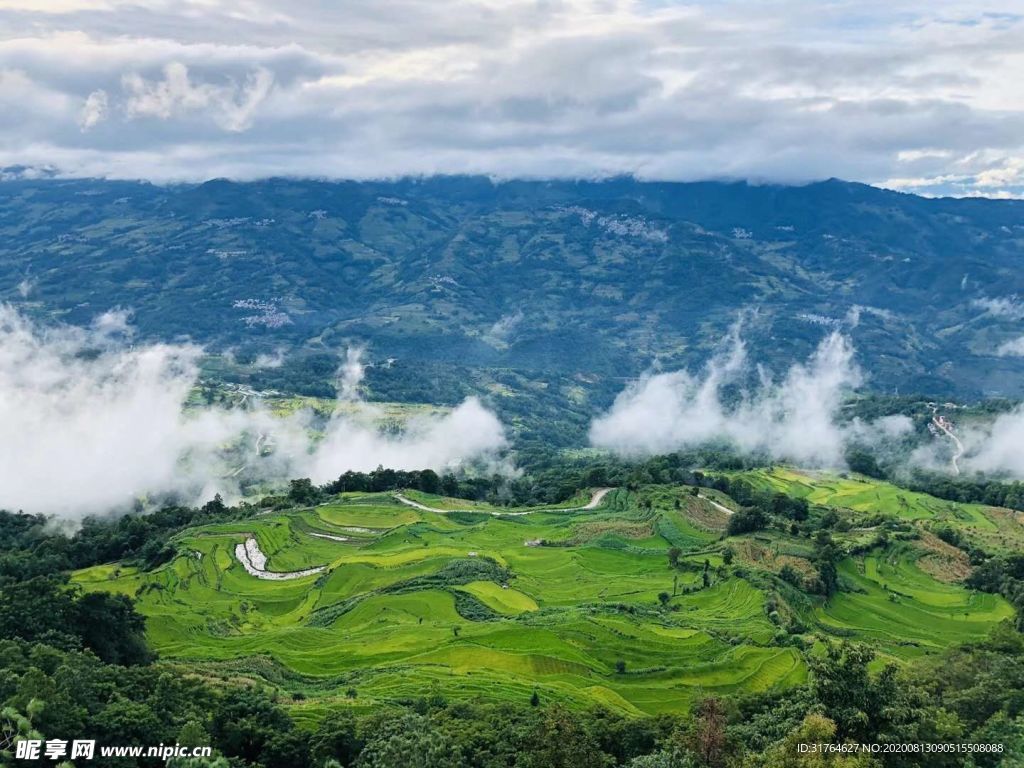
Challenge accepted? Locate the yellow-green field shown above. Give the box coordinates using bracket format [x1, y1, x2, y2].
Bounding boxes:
[74, 476, 1016, 715]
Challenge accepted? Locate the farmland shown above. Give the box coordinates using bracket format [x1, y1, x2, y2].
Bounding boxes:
[73, 472, 1018, 717]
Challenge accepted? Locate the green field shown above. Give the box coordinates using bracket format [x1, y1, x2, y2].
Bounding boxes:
[74, 477, 1015, 716]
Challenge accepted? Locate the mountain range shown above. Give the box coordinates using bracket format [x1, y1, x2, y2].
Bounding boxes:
[3, 174, 1024, 400]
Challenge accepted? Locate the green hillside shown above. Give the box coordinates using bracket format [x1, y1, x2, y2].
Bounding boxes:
[73, 474, 1017, 718]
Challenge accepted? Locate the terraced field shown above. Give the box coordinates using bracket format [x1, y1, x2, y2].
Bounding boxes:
[737, 468, 991, 522]
[723, 468, 1019, 655]
[73, 478, 1015, 715]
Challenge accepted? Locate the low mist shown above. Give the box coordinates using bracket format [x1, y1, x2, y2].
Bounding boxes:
[307, 347, 509, 482]
[589, 328, 902, 467]
[0, 307, 509, 519]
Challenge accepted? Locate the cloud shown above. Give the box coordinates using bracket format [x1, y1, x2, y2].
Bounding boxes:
[0, 304, 208, 518]
[0, 2, 1020, 193]
[309, 397, 508, 482]
[589, 328, 870, 466]
[963, 407, 1024, 477]
[915, 405, 1024, 480]
[996, 336, 1024, 357]
[336, 346, 365, 402]
[78, 88, 107, 130]
[973, 295, 1024, 320]
[122, 62, 274, 131]
[251, 348, 286, 369]
[482, 311, 523, 349]
[0, 306, 509, 519]
[91, 307, 133, 336]
[307, 346, 509, 481]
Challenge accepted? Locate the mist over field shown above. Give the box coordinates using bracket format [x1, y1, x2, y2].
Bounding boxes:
[0, 306, 508, 518]
[589, 328, 915, 467]
[7, 296, 1024, 522]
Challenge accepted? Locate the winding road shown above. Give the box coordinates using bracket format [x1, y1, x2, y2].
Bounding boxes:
[932, 414, 965, 476]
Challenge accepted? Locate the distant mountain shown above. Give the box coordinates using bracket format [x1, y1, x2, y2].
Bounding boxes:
[3, 175, 1024, 398]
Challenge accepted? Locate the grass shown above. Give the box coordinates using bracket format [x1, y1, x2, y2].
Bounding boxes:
[73, 477, 1014, 715]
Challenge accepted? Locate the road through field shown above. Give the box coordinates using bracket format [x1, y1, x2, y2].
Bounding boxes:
[698, 494, 735, 516]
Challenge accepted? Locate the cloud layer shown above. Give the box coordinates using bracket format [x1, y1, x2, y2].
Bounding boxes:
[0, 1, 1021, 195]
[0, 306, 508, 518]
[589, 327, 910, 467]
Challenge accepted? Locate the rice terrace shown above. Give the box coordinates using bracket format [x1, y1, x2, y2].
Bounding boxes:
[73, 470, 1018, 719]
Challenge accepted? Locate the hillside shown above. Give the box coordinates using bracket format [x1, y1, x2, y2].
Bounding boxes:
[73, 471, 1019, 717]
[4, 176, 1024, 403]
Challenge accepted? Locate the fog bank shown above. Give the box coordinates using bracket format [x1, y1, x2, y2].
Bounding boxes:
[589, 330, 878, 466]
[0, 307, 509, 518]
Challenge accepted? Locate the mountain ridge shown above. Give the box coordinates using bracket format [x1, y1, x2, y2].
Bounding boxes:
[3, 175, 1023, 398]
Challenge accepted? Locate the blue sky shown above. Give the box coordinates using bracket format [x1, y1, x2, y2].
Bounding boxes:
[0, 0, 1021, 196]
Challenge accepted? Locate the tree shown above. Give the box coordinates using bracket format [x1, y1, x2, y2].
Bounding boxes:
[522, 705, 611, 768]
[658, 591, 671, 607]
[615, 660, 627, 674]
[530, 690, 540, 707]
[418, 469, 441, 494]
[0, 576, 77, 647]
[722, 547, 734, 566]
[210, 687, 296, 765]
[689, 697, 729, 768]
[310, 710, 361, 766]
[727, 507, 768, 535]
[357, 712, 463, 768]
[845, 449, 884, 480]
[814, 531, 841, 597]
[261, 730, 311, 768]
[628, 752, 695, 768]
[74, 592, 152, 665]
[809, 643, 900, 742]
[668, 547, 682, 569]
[288, 478, 320, 506]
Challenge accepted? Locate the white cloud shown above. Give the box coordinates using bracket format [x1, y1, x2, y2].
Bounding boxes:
[589, 328, 872, 467]
[0, 306, 509, 519]
[251, 348, 286, 368]
[963, 407, 1024, 478]
[973, 295, 1024, 320]
[482, 311, 523, 349]
[122, 62, 273, 131]
[996, 336, 1024, 357]
[336, 346, 365, 402]
[78, 88, 107, 129]
[0, 2, 1018, 192]
[309, 397, 507, 482]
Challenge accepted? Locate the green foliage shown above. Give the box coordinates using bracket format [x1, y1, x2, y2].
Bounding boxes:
[0, 576, 151, 664]
[356, 711, 464, 768]
[808, 643, 898, 742]
[2, 460, 1024, 766]
[451, 590, 499, 622]
[727, 507, 770, 535]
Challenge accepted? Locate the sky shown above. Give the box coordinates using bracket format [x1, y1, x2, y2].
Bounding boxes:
[0, 1, 1022, 196]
